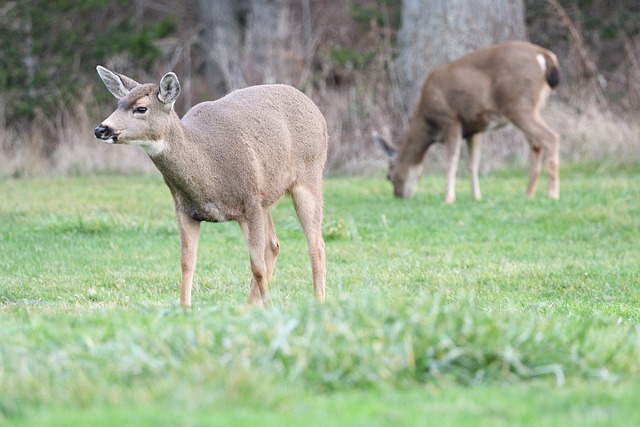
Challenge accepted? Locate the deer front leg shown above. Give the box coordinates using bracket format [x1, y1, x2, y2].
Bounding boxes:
[444, 125, 463, 204]
[239, 207, 270, 308]
[245, 208, 280, 304]
[466, 133, 482, 201]
[526, 145, 544, 199]
[176, 209, 201, 307]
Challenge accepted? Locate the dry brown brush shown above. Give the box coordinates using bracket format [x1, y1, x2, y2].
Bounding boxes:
[1, 1, 639, 178]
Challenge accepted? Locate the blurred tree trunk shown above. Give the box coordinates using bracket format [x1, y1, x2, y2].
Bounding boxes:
[397, 0, 527, 112]
[194, 0, 291, 98]
[244, 0, 291, 85]
[21, 7, 37, 102]
[194, 0, 250, 97]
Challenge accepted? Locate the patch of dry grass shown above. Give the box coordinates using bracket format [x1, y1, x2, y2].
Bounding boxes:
[0, 93, 156, 178]
[1, 78, 638, 179]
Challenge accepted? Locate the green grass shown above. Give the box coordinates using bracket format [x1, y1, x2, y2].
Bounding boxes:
[1, 163, 639, 426]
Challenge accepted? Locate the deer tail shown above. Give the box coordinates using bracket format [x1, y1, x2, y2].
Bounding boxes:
[543, 51, 560, 89]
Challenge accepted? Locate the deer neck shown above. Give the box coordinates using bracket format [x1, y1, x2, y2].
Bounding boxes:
[396, 118, 433, 168]
[147, 116, 206, 197]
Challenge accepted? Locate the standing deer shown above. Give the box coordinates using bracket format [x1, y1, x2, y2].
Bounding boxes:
[94, 66, 327, 307]
[374, 41, 560, 203]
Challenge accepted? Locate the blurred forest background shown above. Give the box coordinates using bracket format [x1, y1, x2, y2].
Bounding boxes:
[1, 0, 639, 177]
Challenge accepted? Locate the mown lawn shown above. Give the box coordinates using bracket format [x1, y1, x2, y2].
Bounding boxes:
[1, 163, 639, 426]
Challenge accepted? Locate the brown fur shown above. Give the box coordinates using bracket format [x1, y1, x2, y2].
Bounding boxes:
[376, 41, 560, 203]
[96, 66, 328, 307]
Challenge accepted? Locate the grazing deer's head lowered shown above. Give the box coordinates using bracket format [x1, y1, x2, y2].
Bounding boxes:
[374, 41, 560, 203]
[95, 66, 328, 307]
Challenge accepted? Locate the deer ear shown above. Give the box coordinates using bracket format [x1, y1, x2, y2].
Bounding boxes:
[372, 130, 397, 158]
[159, 72, 180, 105]
[117, 72, 141, 91]
[96, 65, 139, 99]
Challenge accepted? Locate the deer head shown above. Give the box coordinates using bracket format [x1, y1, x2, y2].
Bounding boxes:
[95, 66, 181, 156]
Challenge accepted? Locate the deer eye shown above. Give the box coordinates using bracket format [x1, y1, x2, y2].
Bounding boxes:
[134, 106, 148, 114]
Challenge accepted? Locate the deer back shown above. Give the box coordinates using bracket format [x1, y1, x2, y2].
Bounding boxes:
[418, 41, 556, 135]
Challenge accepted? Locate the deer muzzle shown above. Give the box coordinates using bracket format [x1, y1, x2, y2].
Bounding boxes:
[94, 125, 117, 143]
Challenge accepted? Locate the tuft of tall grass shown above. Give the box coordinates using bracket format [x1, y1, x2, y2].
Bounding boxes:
[2, 292, 638, 418]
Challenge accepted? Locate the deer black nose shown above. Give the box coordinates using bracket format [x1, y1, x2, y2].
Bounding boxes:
[94, 125, 111, 139]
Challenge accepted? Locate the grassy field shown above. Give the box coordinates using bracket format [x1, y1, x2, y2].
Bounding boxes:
[1, 163, 639, 426]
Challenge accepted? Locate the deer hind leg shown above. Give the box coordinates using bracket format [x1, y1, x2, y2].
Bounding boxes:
[240, 206, 271, 308]
[176, 209, 201, 307]
[466, 133, 483, 201]
[291, 184, 326, 302]
[444, 124, 463, 204]
[545, 126, 561, 200]
[509, 113, 560, 199]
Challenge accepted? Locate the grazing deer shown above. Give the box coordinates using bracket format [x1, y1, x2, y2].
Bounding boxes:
[95, 66, 328, 307]
[374, 41, 560, 203]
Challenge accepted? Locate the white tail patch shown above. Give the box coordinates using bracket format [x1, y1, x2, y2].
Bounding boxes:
[536, 54, 546, 73]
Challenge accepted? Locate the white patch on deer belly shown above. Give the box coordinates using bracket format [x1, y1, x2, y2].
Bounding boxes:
[189, 201, 227, 223]
[205, 201, 226, 222]
[536, 54, 546, 73]
[131, 139, 166, 157]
